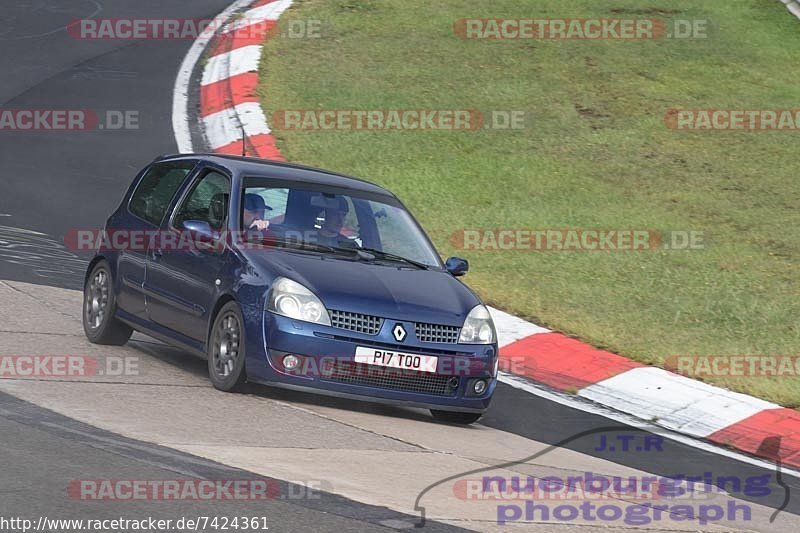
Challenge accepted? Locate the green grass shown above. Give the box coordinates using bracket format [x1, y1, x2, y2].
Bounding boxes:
[259, 0, 800, 407]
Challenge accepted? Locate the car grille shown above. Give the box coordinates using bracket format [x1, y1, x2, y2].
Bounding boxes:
[329, 310, 384, 335]
[324, 361, 458, 396]
[318, 333, 470, 356]
[415, 322, 461, 344]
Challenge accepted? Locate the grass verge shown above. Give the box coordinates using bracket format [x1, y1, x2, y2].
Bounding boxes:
[259, 0, 800, 407]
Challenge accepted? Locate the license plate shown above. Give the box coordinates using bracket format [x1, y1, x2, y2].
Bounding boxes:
[354, 347, 438, 373]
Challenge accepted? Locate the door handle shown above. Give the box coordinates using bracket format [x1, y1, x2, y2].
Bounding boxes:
[152, 249, 164, 260]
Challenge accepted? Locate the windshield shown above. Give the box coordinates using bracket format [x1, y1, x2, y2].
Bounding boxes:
[240, 181, 442, 268]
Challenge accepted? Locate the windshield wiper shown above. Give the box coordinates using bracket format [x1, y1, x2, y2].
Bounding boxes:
[350, 247, 431, 270]
[270, 238, 353, 256]
[262, 238, 431, 269]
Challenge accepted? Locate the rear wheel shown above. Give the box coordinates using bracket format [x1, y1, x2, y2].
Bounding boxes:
[208, 302, 247, 392]
[430, 410, 483, 425]
[82, 261, 133, 345]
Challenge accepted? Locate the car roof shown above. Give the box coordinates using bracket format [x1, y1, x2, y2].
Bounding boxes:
[155, 153, 395, 197]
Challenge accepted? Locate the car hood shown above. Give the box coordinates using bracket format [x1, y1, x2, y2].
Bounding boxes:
[244, 249, 481, 325]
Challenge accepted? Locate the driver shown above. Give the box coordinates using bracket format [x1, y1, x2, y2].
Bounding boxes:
[317, 198, 350, 247]
[243, 193, 272, 231]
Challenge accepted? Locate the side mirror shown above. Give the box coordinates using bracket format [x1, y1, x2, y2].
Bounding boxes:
[182, 220, 216, 249]
[445, 256, 469, 277]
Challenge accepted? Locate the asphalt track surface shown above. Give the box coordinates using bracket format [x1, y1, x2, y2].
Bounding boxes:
[0, 390, 462, 532]
[0, 0, 231, 289]
[0, 1, 799, 531]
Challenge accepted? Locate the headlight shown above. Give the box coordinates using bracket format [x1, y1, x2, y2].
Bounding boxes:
[266, 277, 331, 326]
[458, 305, 496, 344]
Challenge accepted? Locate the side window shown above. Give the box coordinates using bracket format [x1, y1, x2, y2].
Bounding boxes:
[244, 187, 289, 223]
[129, 161, 196, 226]
[173, 171, 230, 231]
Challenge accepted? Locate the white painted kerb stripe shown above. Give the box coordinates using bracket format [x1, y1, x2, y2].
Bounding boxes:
[203, 102, 271, 149]
[780, 0, 800, 19]
[226, 0, 294, 32]
[579, 367, 778, 438]
[172, 0, 258, 153]
[489, 306, 550, 348]
[202, 45, 262, 86]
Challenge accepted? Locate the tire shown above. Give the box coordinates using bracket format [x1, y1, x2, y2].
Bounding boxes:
[430, 410, 483, 425]
[207, 301, 247, 392]
[83, 261, 133, 345]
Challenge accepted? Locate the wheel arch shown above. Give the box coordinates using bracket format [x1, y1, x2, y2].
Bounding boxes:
[206, 293, 238, 345]
[206, 293, 249, 387]
[84, 255, 108, 286]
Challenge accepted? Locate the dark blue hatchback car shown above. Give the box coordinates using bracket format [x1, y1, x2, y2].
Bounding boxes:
[83, 154, 498, 423]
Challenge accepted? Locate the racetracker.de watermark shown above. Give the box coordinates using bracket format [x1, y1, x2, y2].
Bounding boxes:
[0, 109, 139, 131]
[665, 109, 800, 131]
[68, 479, 324, 501]
[450, 229, 705, 251]
[454, 18, 709, 40]
[65, 229, 373, 252]
[270, 109, 531, 131]
[274, 354, 498, 377]
[67, 18, 322, 40]
[666, 355, 800, 379]
[0, 355, 138, 378]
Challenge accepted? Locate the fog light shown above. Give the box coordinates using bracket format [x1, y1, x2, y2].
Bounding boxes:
[473, 379, 488, 395]
[282, 354, 300, 371]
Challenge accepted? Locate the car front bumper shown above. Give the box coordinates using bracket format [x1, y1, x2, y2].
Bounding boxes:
[245, 313, 498, 413]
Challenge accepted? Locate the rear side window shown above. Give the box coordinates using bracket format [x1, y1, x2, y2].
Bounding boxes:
[129, 161, 196, 226]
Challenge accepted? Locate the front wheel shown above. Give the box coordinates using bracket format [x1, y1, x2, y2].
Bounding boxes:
[83, 261, 133, 345]
[208, 301, 247, 392]
[430, 410, 483, 425]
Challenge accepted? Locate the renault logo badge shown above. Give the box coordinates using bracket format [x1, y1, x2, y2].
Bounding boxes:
[392, 324, 407, 342]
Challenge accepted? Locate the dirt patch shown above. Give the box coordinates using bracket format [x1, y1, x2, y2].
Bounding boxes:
[574, 103, 611, 118]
